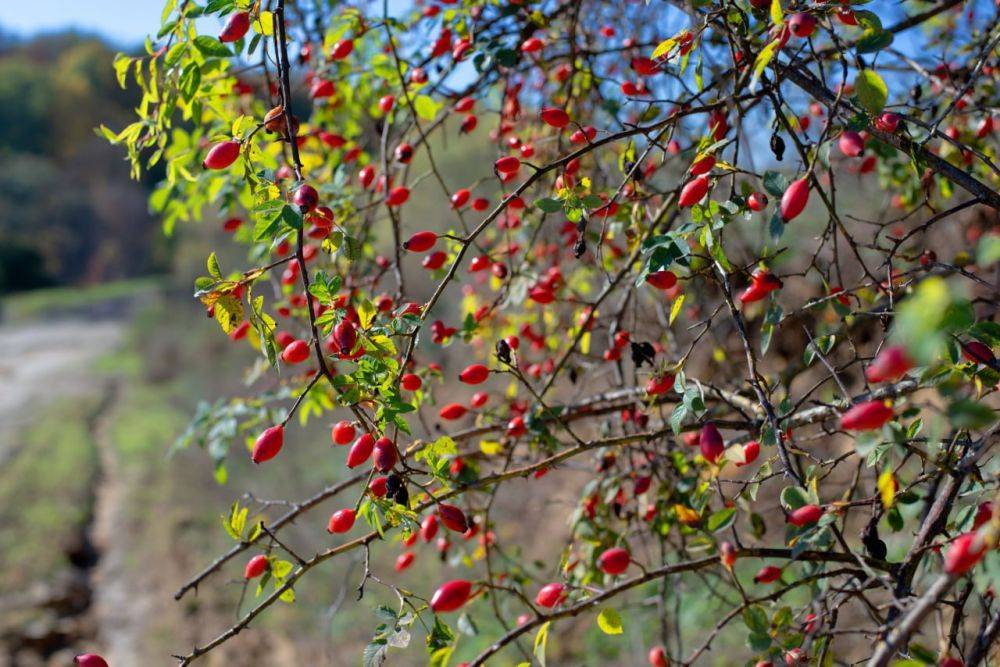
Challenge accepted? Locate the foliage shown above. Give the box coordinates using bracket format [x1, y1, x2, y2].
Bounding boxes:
[106, 1, 1000, 665]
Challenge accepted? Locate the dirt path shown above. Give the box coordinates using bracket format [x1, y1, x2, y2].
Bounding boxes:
[0, 320, 124, 463]
[0, 318, 132, 666]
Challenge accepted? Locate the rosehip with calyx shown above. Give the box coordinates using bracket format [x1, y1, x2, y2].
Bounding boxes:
[292, 184, 319, 212]
[719, 541, 737, 569]
[962, 340, 995, 365]
[460, 114, 477, 133]
[401, 373, 422, 391]
[280, 339, 310, 364]
[386, 186, 410, 206]
[438, 503, 469, 533]
[754, 565, 782, 584]
[535, 583, 566, 608]
[689, 154, 716, 176]
[598, 546, 631, 574]
[421, 514, 439, 541]
[244, 554, 268, 579]
[865, 346, 913, 383]
[840, 400, 894, 431]
[346, 433, 375, 468]
[944, 531, 987, 575]
[74, 656, 109, 667]
[648, 646, 668, 667]
[439, 403, 468, 420]
[540, 107, 570, 128]
[203, 140, 241, 170]
[331, 38, 354, 60]
[645, 374, 675, 396]
[430, 579, 473, 613]
[422, 251, 447, 270]
[747, 192, 768, 212]
[788, 504, 824, 527]
[358, 165, 376, 189]
[645, 270, 677, 290]
[327, 508, 356, 533]
[369, 476, 388, 497]
[251, 425, 284, 464]
[740, 270, 783, 304]
[395, 551, 414, 572]
[875, 112, 900, 133]
[678, 175, 709, 207]
[838, 130, 865, 157]
[219, 11, 250, 42]
[788, 12, 817, 38]
[494, 156, 521, 174]
[736, 440, 760, 467]
[973, 501, 993, 529]
[394, 142, 414, 163]
[450, 188, 470, 209]
[700, 422, 725, 463]
[333, 320, 357, 355]
[459, 364, 490, 385]
[403, 230, 438, 252]
[521, 37, 544, 53]
[780, 178, 810, 221]
[373, 437, 398, 472]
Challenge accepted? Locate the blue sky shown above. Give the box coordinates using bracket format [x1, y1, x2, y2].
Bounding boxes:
[4, 0, 167, 46]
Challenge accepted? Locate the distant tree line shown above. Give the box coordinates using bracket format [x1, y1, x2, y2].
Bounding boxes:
[0, 31, 168, 293]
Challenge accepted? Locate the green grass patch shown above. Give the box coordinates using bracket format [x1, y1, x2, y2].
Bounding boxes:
[0, 398, 101, 591]
[1, 276, 163, 322]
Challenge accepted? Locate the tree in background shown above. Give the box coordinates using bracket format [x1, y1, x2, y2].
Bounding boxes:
[0, 34, 165, 293]
[106, 0, 999, 665]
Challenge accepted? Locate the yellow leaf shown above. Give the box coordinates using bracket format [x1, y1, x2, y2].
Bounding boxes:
[770, 0, 783, 25]
[253, 11, 274, 36]
[651, 38, 676, 60]
[673, 504, 701, 525]
[877, 469, 896, 509]
[669, 294, 685, 326]
[597, 607, 623, 634]
[357, 298, 376, 329]
[750, 38, 780, 91]
[480, 439, 502, 455]
[534, 622, 550, 667]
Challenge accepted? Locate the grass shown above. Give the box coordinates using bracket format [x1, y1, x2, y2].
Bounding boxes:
[0, 397, 102, 591]
[1, 276, 163, 322]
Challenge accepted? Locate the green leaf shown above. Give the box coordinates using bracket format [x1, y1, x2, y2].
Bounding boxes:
[780, 486, 810, 510]
[763, 171, 789, 197]
[855, 70, 888, 114]
[857, 30, 893, 54]
[892, 276, 953, 364]
[947, 399, 998, 430]
[535, 197, 564, 213]
[743, 605, 768, 634]
[977, 235, 1000, 266]
[193, 35, 232, 57]
[413, 94, 442, 121]
[597, 607, 623, 635]
[207, 252, 222, 279]
[707, 507, 737, 532]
